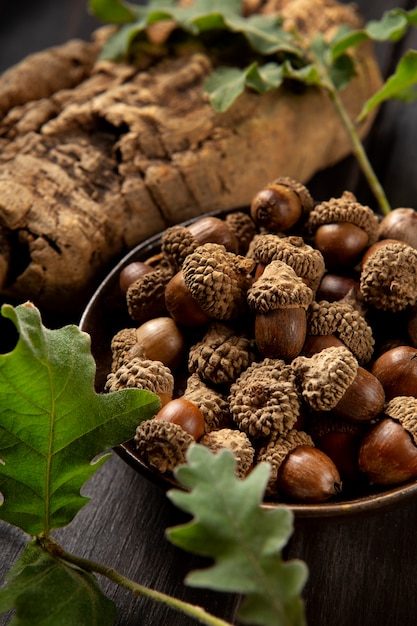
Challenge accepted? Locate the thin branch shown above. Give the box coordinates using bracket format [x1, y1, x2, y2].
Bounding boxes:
[41, 538, 235, 626]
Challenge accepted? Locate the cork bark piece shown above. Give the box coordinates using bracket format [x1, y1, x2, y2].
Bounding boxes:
[0, 0, 382, 312]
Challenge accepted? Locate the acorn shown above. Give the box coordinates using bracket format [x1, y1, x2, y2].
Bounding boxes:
[105, 357, 174, 406]
[306, 299, 375, 365]
[277, 445, 343, 503]
[247, 259, 313, 360]
[358, 396, 417, 485]
[371, 345, 417, 400]
[301, 333, 345, 357]
[119, 261, 155, 294]
[155, 397, 205, 441]
[315, 222, 369, 268]
[292, 346, 385, 423]
[250, 177, 314, 232]
[187, 215, 239, 252]
[309, 413, 365, 482]
[199, 428, 255, 479]
[377, 207, 417, 249]
[164, 270, 211, 327]
[161, 217, 239, 271]
[135, 316, 187, 371]
[360, 239, 417, 312]
[257, 428, 342, 503]
[316, 272, 360, 302]
[306, 191, 379, 269]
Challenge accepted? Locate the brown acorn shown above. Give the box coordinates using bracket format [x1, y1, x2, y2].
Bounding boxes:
[247, 260, 313, 360]
[277, 445, 343, 503]
[250, 177, 313, 232]
[359, 418, 417, 486]
[371, 345, 417, 400]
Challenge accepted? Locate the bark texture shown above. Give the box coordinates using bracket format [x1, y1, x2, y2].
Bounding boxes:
[0, 0, 382, 313]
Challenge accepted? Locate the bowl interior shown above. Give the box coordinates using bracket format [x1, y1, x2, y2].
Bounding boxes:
[79, 209, 417, 519]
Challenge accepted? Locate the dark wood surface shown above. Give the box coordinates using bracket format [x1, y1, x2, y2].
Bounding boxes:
[1, 1, 417, 625]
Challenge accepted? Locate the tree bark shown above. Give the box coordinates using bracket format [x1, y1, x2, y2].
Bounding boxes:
[0, 0, 382, 313]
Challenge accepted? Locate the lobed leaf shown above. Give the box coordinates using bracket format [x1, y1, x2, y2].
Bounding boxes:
[204, 62, 285, 112]
[0, 303, 160, 536]
[330, 8, 417, 61]
[88, 0, 138, 24]
[0, 541, 115, 625]
[167, 445, 308, 626]
[357, 50, 417, 123]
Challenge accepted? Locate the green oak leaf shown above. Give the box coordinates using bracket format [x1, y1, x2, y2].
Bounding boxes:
[204, 62, 284, 112]
[366, 8, 417, 42]
[0, 302, 160, 537]
[357, 50, 417, 123]
[204, 66, 249, 112]
[88, 0, 138, 24]
[330, 8, 417, 61]
[0, 541, 115, 625]
[167, 445, 308, 626]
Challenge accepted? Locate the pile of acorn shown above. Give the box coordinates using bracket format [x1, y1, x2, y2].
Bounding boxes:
[107, 177, 417, 505]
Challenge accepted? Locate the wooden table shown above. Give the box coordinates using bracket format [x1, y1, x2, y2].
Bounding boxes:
[1, 1, 417, 624]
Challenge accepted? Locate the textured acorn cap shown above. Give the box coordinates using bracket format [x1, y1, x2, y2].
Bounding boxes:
[249, 233, 326, 291]
[188, 322, 256, 385]
[199, 428, 255, 479]
[183, 373, 233, 432]
[134, 419, 194, 474]
[257, 428, 314, 497]
[110, 327, 139, 372]
[182, 243, 255, 320]
[384, 396, 417, 445]
[307, 299, 375, 364]
[105, 357, 174, 400]
[360, 242, 417, 312]
[225, 211, 257, 254]
[161, 225, 199, 272]
[292, 346, 359, 411]
[247, 259, 313, 313]
[306, 191, 379, 243]
[229, 358, 301, 438]
[126, 265, 173, 324]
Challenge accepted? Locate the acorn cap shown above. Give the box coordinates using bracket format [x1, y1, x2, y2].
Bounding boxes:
[188, 321, 256, 385]
[257, 428, 314, 497]
[183, 373, 233, 432]
[105, 357, 174, 398]
[292, 346, 359, 411]
[161, 225, 199, 272]
[110, 327, 139, 372]
[134, 419, 194, 474]
[229, 358, 301, 438]
[182, 243, 255, 320]
[249, 233, 325, 291]
[306, 191, 379, 243]
[247, 260, 313, 313]
[384, 396, 417, 445]
[199, 428, 255, 479]
[307, 299, 375, 364]
[225, 211, 257, 254]
[126, 265, 173, 324]
[360, 241, 417, 312]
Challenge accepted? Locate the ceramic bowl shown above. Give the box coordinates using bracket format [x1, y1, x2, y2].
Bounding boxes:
[79, 209, 417, 518]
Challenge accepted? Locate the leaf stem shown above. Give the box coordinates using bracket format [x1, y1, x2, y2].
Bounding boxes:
[326, 86, 392, 215]
[41, 539, 234, 626]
